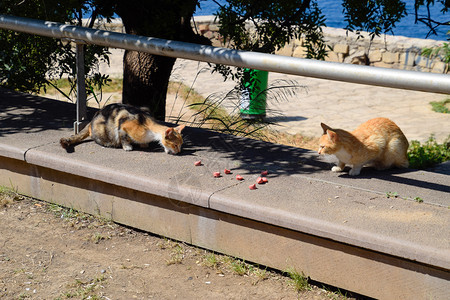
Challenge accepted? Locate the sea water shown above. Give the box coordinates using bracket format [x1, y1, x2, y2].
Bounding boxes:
[195, 0, 448, 41]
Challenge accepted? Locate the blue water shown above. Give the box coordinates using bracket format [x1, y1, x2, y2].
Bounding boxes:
[195, 0, 448, 41]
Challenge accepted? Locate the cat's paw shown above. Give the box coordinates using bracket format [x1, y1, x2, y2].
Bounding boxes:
[331, 166, 343, 172]
[348, 168, 361, 176]
[122, 144, 133, 151]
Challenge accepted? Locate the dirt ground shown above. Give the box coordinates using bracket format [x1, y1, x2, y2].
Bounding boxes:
[0, 192, 351, 300]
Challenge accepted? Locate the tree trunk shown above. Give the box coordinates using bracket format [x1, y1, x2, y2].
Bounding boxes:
[116, 0, 207, 121]
[122, 51, 175, 120]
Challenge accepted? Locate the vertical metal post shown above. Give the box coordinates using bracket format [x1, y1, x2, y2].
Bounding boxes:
[75, 42, 87, 134]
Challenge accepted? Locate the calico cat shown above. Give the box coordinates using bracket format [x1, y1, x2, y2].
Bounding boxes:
[60, 103, 185, 154]
[318, 118, 409, 176]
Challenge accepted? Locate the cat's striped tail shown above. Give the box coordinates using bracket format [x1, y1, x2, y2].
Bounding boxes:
[60, 123, 91, 151]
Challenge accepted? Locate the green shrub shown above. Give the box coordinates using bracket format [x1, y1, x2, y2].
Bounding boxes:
[430, 99, 450, 114]
[408, 135, 450, 169]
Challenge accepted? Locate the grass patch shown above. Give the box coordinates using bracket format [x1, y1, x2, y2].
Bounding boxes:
[42, 77, 123, 107]
[0, 186, 24, 208]
[44, 202, 114, 230]
[90, 232, 110, 244]
[44, 78, 123, 96]
[408, 135, 450, 169]
[167, 81, 205, 105]
[166, 243, 185, 265]
[414, 197, 424, 203]
[430, 99, 450, 114]
[157, 239, 187, 265]
[285, 268, 311, 292]
[46, 203, 80, 219]
[202, 253, 220, 269]
[230, 259, 249, 276]
[200, 252, 266, 278]
[60, 275, 107, 299]
[386, 191, 399, 199]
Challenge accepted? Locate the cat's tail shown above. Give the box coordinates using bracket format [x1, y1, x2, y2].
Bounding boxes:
[60, 123, 91, 152]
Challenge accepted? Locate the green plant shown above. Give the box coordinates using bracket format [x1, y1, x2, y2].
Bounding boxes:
[0, 186, 23, 207]
[386, 191, 399, 198]
[91, 233, 108, 244]
[166, 243, 185, 265]
[253, 268, 269, 282]
[0, 0, 112, 101]
[231, 259, 248, 276]
[43, 202, 114, 231]
[421, 39, 450, 64]
[63, 275, 106, 299]
[168, 80, 320, 150]
[408, 135, 450, 169]
[186, 79, 305, 140]
[328, 288, 349, 299]
[285, 268, 310, 292]
[430, 99, 450, 114]
[201, 253, 268, 279]
[414, 197, 424, 203]
[202, 253, 220, 269]
[46, 204, 80, 219]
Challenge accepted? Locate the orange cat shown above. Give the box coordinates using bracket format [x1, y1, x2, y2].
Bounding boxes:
[318, 118, 409, 176]
[60, 103, 185, 154]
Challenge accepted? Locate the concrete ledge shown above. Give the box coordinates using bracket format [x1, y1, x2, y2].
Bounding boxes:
[1, 89, 449, 299]
[1, 157, 449, 299]
[24, 149, 212, 208]
[0, 143, 24, 161]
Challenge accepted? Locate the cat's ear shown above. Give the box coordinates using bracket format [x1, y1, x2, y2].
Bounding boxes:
[327, 129, 339, 143]
[175, 124, 186, 133]
[321, 123, 331, 134]
[165, 128, 174, 138]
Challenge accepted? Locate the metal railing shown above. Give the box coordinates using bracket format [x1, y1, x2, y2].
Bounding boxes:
[1, 14, 449, 132]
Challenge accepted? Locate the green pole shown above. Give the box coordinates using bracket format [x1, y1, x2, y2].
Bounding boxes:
[240, 68, 268, 120]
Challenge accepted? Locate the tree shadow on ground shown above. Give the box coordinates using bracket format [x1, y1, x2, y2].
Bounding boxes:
[0, 88, 96, 137]
[0, 88, 328, 177]
[182, 126, 329, 176]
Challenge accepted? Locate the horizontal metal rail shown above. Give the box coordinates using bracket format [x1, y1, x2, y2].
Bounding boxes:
[1, 14, 449, 94]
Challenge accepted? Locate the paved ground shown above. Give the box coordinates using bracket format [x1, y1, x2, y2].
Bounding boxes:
[101, 49, 449, 142]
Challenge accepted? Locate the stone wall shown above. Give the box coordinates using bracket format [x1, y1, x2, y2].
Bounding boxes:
[98, 16, 448, 74]
[192, 16, 448, 74]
